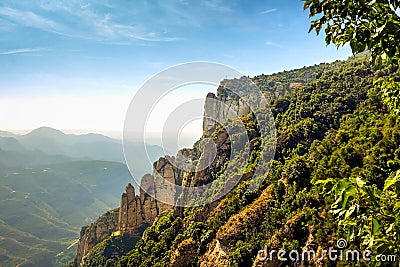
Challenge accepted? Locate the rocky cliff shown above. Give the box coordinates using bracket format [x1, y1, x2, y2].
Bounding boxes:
[74, 209, 119, 266]
[203, 77, 266, 136]
[118, 158, 183, 236]
[74, 154, 190, 266]
[71, 55, 395, 267]
[118, 183, 143, 234]
[73, 65, 324, 265]
[73, 76, 260, 266]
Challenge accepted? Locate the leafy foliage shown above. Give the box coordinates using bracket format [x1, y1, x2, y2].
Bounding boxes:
[98, 54, 400, 266]
[376, 76, 400, 114]
[304, 0, 400, 118]
[303, 0, 400, 65]
[79, 51, 399, 267]
[313, 107, 400, 259]
[303, 1, 400, 260]
[82, 235, 137, 267]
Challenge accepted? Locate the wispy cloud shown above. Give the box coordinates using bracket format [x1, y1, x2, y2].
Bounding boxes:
[0, 4, 182, 43]
[265, 40, 282, 48]
[201, 0, 234, 13]
[144, 61, 164, 67]
[90, 22, 183, 42]
[0, 7, 67, 36]
[260, 8, 278, 15]
[0, 48, 45, 55]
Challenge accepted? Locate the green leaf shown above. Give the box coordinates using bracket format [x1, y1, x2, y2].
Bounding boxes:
[372, 23, 387, 38]
[344, 205, 356, 220]
[372, 218, 380, 235]
[314, 178, 335, 185]
[303, 0, 313, 10]
[365, 187, 380, 208]
[342, 192, 350, 209]
[384, 172, 400, 191]
[333, 189, 344, 206]
[355, 177, 366, 188]
[342, 185, 356, 209]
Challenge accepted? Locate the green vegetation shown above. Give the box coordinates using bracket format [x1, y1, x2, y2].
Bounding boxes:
[0, 128, 164, 266]
[103, 2, 400, 265]
[0, 160, 132, 266]
[303, 0, 400, 65]
[304, 0, 400, 260]
[82, 235, 138, 267]
[304, 0, 400, 113]
[81, 53, 399, 266]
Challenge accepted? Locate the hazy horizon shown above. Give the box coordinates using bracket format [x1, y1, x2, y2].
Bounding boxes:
[1, 0, 351, 145]
[1, 126, 202, 153]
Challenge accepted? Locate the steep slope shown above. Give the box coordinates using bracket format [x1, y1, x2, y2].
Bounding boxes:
[0, 128, 166, 266]
[0, 130, 18, 138]
[0, 137, 25, 151]
[0, 160, 135, 267]
[77, 55, 400, 266]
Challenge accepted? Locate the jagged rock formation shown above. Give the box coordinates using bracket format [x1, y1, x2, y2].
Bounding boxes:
[74, 78, 257, 266]
[74, 155, 189, 265]
[139, 174, 159, 223]
[71, 55, 389, 267]
[203, 77, 266, 136]
[151, 156, 180, 212]
[118, 183, 143, 234]
[74, 209, 119, 266]
[118, 155, 188, 235]
[74, 79, 251, 266]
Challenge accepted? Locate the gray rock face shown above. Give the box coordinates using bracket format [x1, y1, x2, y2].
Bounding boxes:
[118, 155, 186, 236]
[74, 209, 119, 266]
[203, 79, 266, 137]
[74, 83, 260, 265]
[118, 184, 143, 234]
[140, 174, 159, 223]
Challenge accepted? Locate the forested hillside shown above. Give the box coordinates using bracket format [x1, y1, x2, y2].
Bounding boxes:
[0, 161, 132, 266]
[79, 54, 399, 266]
[0, 129, 163, 266]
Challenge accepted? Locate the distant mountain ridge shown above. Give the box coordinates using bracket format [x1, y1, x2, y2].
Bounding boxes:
[23, 127, 119, 144]
[0, 127, 164, 179]
[0, 127, 165, 266]
[1, 127, 122, 160]
[0, 130, 18, 138]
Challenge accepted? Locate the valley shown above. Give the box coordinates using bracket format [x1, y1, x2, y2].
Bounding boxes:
[0, 129, 163, 266]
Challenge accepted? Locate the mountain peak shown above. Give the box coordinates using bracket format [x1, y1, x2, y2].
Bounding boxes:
[0, 130, 17, 138]
[26, 127, 66, 137]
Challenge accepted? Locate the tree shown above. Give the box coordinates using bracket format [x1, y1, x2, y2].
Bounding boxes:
[304, 0, 400, 114]
[305, 0, 400, 258]
[316, 174, 400, 256]
[304, 0, 400, 65]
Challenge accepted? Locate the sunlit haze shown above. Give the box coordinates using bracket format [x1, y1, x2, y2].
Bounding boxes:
[0, 0, 352, 148]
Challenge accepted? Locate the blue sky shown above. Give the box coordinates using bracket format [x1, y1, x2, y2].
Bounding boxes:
[0, 0, 351, 137]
